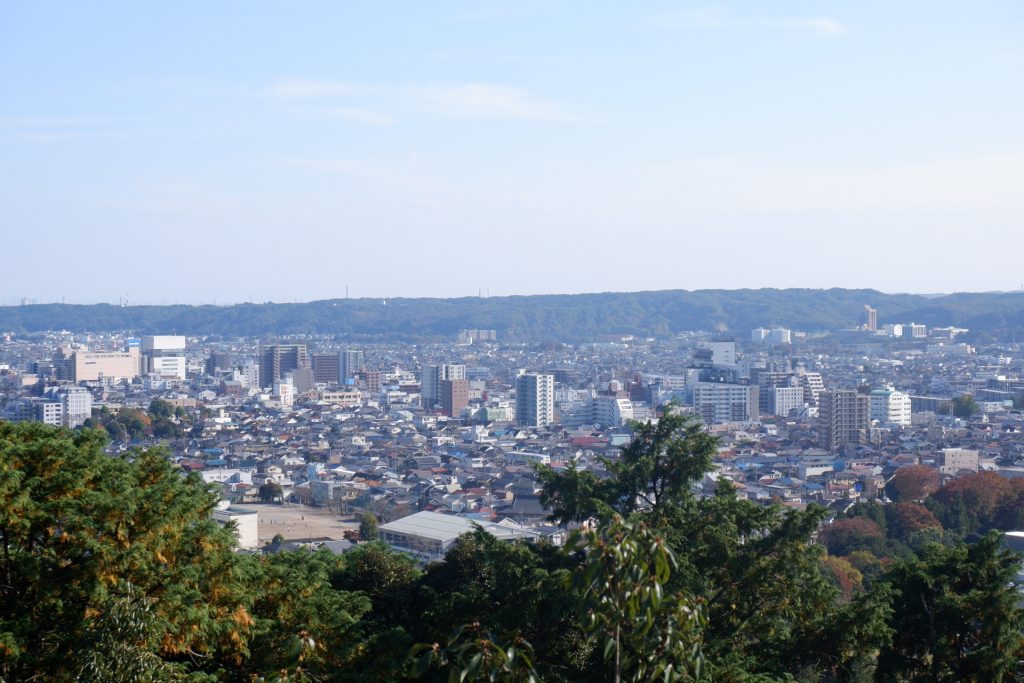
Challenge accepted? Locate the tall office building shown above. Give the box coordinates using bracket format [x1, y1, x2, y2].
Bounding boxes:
[259, 344, 309, 389]
[340, 349, 365, 383]
[863, 305, 878, 332]
[421, 364, 465, 410]
[516, 373, 554, 427]
[205, 351, 232, 376]
[819, 389, 871, 452]
[312, 353, 341, 385]
[440, 378, 469, 417]
[141, 336, 187, 380]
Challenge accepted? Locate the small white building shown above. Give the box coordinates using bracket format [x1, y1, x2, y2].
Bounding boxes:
[212, 502, 259, 549]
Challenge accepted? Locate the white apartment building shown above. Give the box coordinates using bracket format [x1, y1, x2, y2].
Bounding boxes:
[869, 388, 912, 426]
[693, 382, 758, 424]
[516, 373, 554, 427]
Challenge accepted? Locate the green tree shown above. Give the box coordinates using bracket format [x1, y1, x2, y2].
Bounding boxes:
[360, 512, 380, 541]
[413, 530, 590, 682]
[0, 422, 252, 680]
[409, 622, 540, 683]
[951, 394, 979, 418]
[876, 533, 1024, 682]
[239, 550, 371, 680]
[259, 481, 283, 503]
[572, 515, 705, 682]
[538, 411, 716, 524]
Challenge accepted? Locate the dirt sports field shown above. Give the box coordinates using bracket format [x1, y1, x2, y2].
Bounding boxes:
[244, 502, 358, 544]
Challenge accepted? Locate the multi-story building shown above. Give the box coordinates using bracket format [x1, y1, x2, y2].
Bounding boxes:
[863, 305, 878, 332]
[421, 364, 465, 411]
[591, 396, 634, 427]
[259, 344, 309, 389]
[59, 386, 93, 427]
[340, 350, 365, 384]
[273, 375, 295, 408]
[799, 371, 825, 408]
[819, 389, 870, 452]
[764, 386, 806, 417]
[692, 382, 758, 424]
[205, 351, 232, 376]
[869, 388, 912, 426]
[697, 340, 736, 366]
[141, 336, 187, 380]
[66, 347, 141, 383]
[516, 373, 554, 427]
[940, 448, 980, 475]
[440, 378, 469, 417]
[312, 353, 341, 385]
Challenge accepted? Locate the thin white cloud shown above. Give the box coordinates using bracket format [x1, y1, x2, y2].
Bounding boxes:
[639, 8, 844, 35]
[266, 80, 361, 97]
[267, 79, 580, 122]
[331, 106, 393, 125]
[770, 17, 844, 35]
[0, 116, 121, 127]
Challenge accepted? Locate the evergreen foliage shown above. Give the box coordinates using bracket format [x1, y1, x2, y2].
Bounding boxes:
[5, 288, 1024, 340]
[2, 419, 1023, 681]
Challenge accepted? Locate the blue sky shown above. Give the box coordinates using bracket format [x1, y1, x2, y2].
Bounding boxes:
[2, 1, 1022, 304]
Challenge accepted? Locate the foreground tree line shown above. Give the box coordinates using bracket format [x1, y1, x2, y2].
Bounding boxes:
[1, 418, 1023, 682]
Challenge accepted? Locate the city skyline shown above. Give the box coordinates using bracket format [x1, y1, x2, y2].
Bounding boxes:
[3, 1, 1023, 303]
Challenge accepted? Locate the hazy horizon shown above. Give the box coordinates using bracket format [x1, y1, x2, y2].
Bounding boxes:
[3, 2, 1023, 302]
[4, 286, 1023, 308]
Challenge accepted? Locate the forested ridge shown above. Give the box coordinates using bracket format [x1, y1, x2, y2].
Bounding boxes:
[4, 289, 1024, 340]
[2, 418, 1024, 682]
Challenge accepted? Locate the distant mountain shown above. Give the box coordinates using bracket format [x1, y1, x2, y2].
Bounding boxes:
[2, 289, 1024, 341]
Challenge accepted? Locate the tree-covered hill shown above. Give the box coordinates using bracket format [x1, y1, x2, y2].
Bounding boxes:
[3, 288, 1024, 340]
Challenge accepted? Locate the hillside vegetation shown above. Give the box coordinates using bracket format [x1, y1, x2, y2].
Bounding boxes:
[4, 289, 1024, 340]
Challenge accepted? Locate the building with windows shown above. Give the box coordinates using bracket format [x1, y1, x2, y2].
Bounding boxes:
[260, 344, 309, 389]
[863, 305, 878, 331]
[819, 389, 870, 452]
[141, 336, 187, 380]
[312, 353, 341, 385]
[421, 364, 465, 411]
[692, 382, 758, 424]
[440, 378, 469, 417]
[516, 373, 554, 427]
[340, 349, 365, 383]
[869, 388, 912, 426]
[67, 347, 141, 383]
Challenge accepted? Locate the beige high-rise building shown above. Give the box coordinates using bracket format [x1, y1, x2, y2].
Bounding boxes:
[819, 389, 871, 452]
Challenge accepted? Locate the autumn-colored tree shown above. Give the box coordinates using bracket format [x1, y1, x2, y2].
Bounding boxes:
[0, 422, 252, 680]
[885, 465, 940, 502]
[888, 502, 942, 540]
[928, 471, 1016, 536]
[818, 517, 885, 556]
[820, 555, 864, 600]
